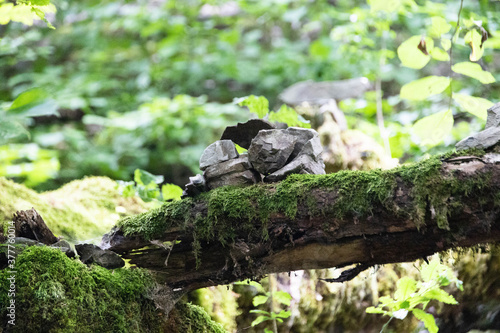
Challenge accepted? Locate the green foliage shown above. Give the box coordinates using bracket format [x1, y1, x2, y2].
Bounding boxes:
[0, 0, 55, 28]
[366, 257, 462, 333]
[236, 95, 310, 128]
[117, 168, 182, 204]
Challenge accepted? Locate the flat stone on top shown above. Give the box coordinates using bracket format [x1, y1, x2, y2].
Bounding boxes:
[221, 119, 275, 149]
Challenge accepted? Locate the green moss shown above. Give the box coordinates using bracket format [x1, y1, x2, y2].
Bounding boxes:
[168, 302, 228, 333]
[0, 246, 162, 332]
[118, 150, 494, 262]
[0, 176, 151, 242]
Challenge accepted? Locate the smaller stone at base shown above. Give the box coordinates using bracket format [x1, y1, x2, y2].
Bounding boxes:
[75, 243, 125, 269]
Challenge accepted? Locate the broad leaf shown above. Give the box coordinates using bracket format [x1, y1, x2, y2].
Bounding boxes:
[422, 288, 457, 304]
[161, 184, 183, 201]
[269, 104, 311, 128]
[251, 315, 271, 327]
[134, 169, 164, 186]
[235, 95, 269, 118]
[451, 62, 496, 84]
[365, 306, 387, 315]
[465, 29, 484, 61]
[0, 120, 30, 143]
[441, 38, 451, 51]
[421, 257, 441, 283]
[452, 93, 492, 120]
[429, 16, 451, 38]
[274, 291, 292, 306]
[395, 277, 417, 301]
[398, 36, 434, 69]
[274, 310, 291, 319]
[412, 109, 453, 147]
[400, 76, 450, 100]
[412, 309, 438, 333]
[252, 295, 269, 306]
[430, 47, 450, 61]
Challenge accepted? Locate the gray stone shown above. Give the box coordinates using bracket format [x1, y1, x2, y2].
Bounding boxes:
[264, 153, 325, 183]
[486, 102, 500, 129]
[199, 140, 238, 170]
[182, 174, 207, 198]
[221, 119, 275, 149]
[204, 155, 260, 189]
[456, 126, 500, 150]
[279, 78, 372, 106]
[285, 127, 319, 160]
[50, 239, 76, 258]
[248, 130, 297, 175]
[75, 243, 125, 269]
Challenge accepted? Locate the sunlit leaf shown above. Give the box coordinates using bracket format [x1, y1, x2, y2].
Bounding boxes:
[429, 16, 451, 37]
[368, 0, 402, 12]
[274, 291, 292, 306]
[441, 38, 451, 51]
[421, 257, 441, 283]
[162, 184, 183, 201]
[10, 87, 47, 110]
[251, 315, 271, 327]
[268, 104, 310, 128]
[412, 309, 438, 333]
[451, 62, 496, 84]
[430, 47, 450, 61]
[452, 93, 492, 120]
[134, 169, 164, 186]
[394, 277, 417, 301]
[422, 288, 457, 304]
[412, 109, 453, 147]
[398, 36, 433, 69]
[465, 29, 484, 61]
[400, 76, 450, 100]
[252, 295, 269, 307]
[274, 310, 291, 319]
[365, 306, 387, 315]
[235, 95, 269, 118]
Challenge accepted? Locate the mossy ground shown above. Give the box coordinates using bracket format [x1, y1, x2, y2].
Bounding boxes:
[0, 176, 152, 243]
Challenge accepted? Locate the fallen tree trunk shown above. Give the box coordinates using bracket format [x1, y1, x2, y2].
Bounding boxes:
[102, 151, 500, 292]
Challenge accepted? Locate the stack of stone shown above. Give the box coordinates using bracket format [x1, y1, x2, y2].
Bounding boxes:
[182, 119, 325, 197]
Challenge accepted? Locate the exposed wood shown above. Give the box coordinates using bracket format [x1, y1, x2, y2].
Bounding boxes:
[103, 153, 500, 292]
[13, 208, 59, 245]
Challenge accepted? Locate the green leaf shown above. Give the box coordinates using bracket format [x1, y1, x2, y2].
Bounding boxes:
[134, 169, 164, 186]
[252, 295, 269, 306]
[161, 184, 183, 201]
[429, 16, 451, 38]
[368, 0, 402, 13]
[365, 306, 387, 315]
[412, 309, 438, 333]
[412, 109, 453, 147]
[421, 257, 441, 283]
[12, 99, 59, 117]
[397, 36, 433, 69]
[441, 38, 451, 51]
[423, 288, 457, 304]
[430, 47, 450, 61]
[465, 29, 484, 61]
[394, 277, 417, 301]
[0, 120, 30, 143]
[268, 104, 311, 128]
[452, 93, 493, 120]
[274, 291, 292, 306]
[400, 76, 450, 100]
[30, 0, 51, 6]
[9, 87, 47, 111]
[235, 95, 269, 118]
[451, 62, 496, 84]
[274, 310, 292, 319]
[251, 315, 271, 327]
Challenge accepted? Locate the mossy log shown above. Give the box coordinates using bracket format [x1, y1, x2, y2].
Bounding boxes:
[104, 151, 500, 292]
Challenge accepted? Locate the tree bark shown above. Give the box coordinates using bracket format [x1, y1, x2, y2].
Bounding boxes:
[103, 153, 500, 292]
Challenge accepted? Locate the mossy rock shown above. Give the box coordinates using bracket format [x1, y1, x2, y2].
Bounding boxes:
[0, 246, 228, 332]
[0, 176, 152, 243]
